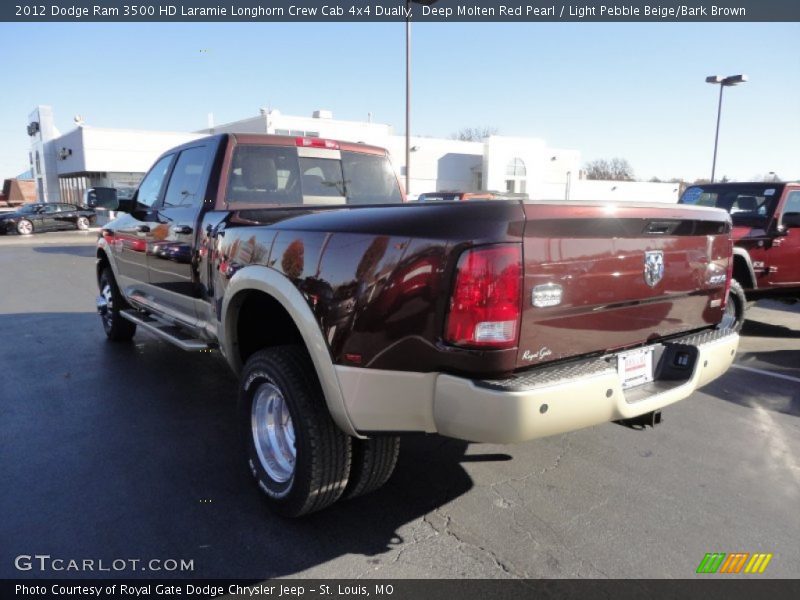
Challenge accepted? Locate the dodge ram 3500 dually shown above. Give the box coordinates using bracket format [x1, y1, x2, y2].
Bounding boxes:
[90, 133, 739, 516]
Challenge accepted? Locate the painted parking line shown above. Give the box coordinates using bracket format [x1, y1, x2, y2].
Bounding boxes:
[731, 364, 800, 385]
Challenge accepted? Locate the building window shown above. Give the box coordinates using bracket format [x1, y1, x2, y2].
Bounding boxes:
[35, 151, 41, 175]
[504, 157, 527, 193]
[274, 128, 320, 138]
[506, 157, 526, 177]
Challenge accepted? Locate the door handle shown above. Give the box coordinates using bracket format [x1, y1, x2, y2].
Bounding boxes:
[135, 225, 150, 233]
[172, 225, 193, 235]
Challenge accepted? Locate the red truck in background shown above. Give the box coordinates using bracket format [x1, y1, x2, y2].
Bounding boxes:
[679, 182, 800, 325]
[89, 133, 739, 517]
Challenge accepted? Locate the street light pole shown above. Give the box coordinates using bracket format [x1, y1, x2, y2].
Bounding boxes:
[706, 74, 747, 183]
[710, 83, 724, 183]
[405, 4, 411, 195]
[404, 1, 438, 198]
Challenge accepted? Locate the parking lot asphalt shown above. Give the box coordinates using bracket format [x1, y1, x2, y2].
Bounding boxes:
[1, 231, 798, 579]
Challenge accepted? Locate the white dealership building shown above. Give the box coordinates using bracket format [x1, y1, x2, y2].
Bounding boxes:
[25, 104, 680, 204]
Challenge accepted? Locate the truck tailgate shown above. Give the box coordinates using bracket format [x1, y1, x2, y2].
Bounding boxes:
[517, 202, 732, 369]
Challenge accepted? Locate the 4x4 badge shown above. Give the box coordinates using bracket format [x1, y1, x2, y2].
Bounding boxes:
[644, 251, 664, 287]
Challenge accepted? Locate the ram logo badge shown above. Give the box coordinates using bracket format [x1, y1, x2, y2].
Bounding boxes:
[644, 251, 665, 287]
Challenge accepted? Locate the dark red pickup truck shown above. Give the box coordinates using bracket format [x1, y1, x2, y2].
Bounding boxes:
[90, 133, 739, 516]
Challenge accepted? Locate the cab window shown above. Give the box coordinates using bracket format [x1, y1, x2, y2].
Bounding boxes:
[783, 191, 800, 216]
[680, 185, 779, 227]
[137, 154, 174, 208]
[163, 146, 210, 208]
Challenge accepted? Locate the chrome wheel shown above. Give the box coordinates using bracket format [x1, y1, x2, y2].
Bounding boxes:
[252, 382, 296, 483]
[97, 283, 114, 330]
[17, 219, 32, 235]
[76, 216, 90, 230]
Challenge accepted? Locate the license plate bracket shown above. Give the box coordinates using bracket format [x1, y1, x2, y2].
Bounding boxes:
[617, 347, 655, 389]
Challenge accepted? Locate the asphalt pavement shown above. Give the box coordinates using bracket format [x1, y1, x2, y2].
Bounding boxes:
[1, 230, 798, 579]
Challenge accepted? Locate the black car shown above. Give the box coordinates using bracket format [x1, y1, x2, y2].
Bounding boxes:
[0, 203, 96, 235]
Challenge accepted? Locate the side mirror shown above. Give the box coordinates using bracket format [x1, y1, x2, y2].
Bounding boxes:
[782, 213, 800, 228]
[85, 187, 119, 210]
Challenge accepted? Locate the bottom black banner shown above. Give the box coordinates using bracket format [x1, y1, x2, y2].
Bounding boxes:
[3, 579, 800, 600]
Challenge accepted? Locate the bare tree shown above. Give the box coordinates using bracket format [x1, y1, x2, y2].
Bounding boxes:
[450, 126, 499, 142]
[584, 158, 635, 181]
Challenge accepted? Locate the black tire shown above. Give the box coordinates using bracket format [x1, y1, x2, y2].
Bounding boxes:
[240, 346, 351, 517]
[344, 435, 400, 500]
[76, 216, 90, 231]
[16, 219, 33, 235]
[720, 279, 747, 332]
[98, 266, 137, 341]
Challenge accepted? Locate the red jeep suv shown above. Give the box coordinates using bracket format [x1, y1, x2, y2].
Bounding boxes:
[679, 182, 800, 324]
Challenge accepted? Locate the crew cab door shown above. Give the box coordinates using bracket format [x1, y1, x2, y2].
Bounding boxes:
[145, 143, 213, 321]
[770, 189, 800, 286]
[111, 153, 174, 292]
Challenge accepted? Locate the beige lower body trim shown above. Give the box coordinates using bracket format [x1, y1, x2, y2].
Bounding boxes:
[336, 367, 438, 433]
[339, 331, 739, 444]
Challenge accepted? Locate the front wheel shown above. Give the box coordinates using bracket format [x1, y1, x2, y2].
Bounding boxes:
[16, 219, 33, 235]
[97, 267, 136, 341]
[720, 279, 747, 332]
[76, 216, 90, 231]
[240, 346, 351, 517]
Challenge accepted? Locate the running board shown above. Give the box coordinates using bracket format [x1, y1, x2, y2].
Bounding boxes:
[120, 310, 211, 351]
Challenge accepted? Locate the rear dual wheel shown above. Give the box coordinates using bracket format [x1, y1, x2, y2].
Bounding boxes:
[240, 346, 400, 517]
[346, 435, 400, 500]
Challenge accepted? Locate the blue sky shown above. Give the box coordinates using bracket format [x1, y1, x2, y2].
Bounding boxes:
[0, 21, 797, 182]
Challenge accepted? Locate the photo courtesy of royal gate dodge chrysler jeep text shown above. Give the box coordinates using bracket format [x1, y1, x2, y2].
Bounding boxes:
[89, 133, 739, 517]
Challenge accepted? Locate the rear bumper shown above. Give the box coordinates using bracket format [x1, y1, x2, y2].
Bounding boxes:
[337, 329, 739, 444]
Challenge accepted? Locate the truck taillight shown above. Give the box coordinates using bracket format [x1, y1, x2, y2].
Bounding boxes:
[295, 137, 340, 150]
[445, 244, 522, 349]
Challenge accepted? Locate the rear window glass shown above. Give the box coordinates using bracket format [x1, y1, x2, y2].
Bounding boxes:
[680, 184, 782, 227]
[341, 151, 402, 205]
[226, 146, 402, 206]
[298, 157, 346, 201]
[226, 145, 302, 205]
